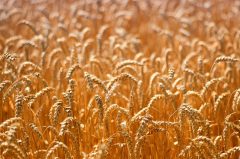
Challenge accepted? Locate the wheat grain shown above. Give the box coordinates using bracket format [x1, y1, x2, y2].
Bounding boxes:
[1, 1, 240, 158]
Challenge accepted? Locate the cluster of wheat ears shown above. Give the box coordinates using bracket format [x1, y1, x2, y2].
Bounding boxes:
[0, 0, 240, 158]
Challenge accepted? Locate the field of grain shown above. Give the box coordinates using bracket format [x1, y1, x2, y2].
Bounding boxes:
[0, 0, 240, 158]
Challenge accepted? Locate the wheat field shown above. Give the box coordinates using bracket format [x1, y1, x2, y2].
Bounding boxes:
[0, 0, 240, 158]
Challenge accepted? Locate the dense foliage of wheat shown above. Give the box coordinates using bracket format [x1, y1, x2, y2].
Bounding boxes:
[1, 0, 240, 158]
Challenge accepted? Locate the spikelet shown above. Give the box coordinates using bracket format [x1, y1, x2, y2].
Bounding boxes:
[28, 72, 45, 85]
[2, 148, 23, 159]
[19, 75, 33, 91]
[232, 89, 240, 111]
[84, 72, 94, 90]
[0, 52, 17, 63]
[47, 48, 63, 68]
[95, 95, 104, 124]
[134, 135, 146, 159]
[201, 78, 223, 99]
[115, 60, 143, 71]
[84, 72, 107, 93]
[0, 80, 11, 93]
[28, 87, 54, 108]
[180, 141, 207, 158]
[130, 107, 149, 123]
[159, 76, 172, 90]
[18, 20, 38, 35]
[220, 146, 240, 158]
[63, 79, 75, 117]
[58, 23, 68, 34]
[0, 141, 27, 159]
[198, 103, 209, 113]
[97, 25, 109, 55]
[45, 141, 73, 159]
[40, 51, 47, 69]
[57, 37, 69, 55]
[107, 73, 138, 90]
[33, 149, 47, 158]
[59, 130, 80, 158]
[59, 117, 74, 136]
[66, 64, 83, 81]
[87, 135, 115, 159]
[80, 27, 90, 42]
[0, 117, 23, 130]
[163, 48, 172, 72]
[179, 103, 204, 135]
[103, 106, 113, 136]
[183, 68, 195, 77]
[152, 120, 179, 127]
[118, 65, 138, 77]
[15, 93, 24, 117]
[214, 91, 230, 115]
[105, 82, 119, 102]
[223, 113, 240, 151]
[42, 126, 58, 137]
[147, 94, 165, 109]
[116, 111, 135, 159]
[192, 136, 217, 154]
[128, 88, 135, 117]
[81, 38, 94, 63]
[172, 77, 184, 89]
[18, 40, 38, 50]
[181, 52, 198, 70]
[137, 80, 143, 108]
[214, 135, 223, 151]
[5, 35, 22, 46]
[136, 117, 149, 140]
[215, 56, 239, 64]
[104, 104, 129, 136]
[18, 61, 42, 76]
[148, 72, 160, 95]
[159, 82, 168, 96]
[183, 90, 203, 104]
[5, 125, 18, 141]
[198, 56, 204, 74]
[89, 58, 104, 74]
[49, 100, 63, 126]
[210, 56, 239, 73]
[179, 136, 217, 158]
[168, 66, 175, 81]
[29, 123, 43, 139]
[0, 132, 9, 141]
